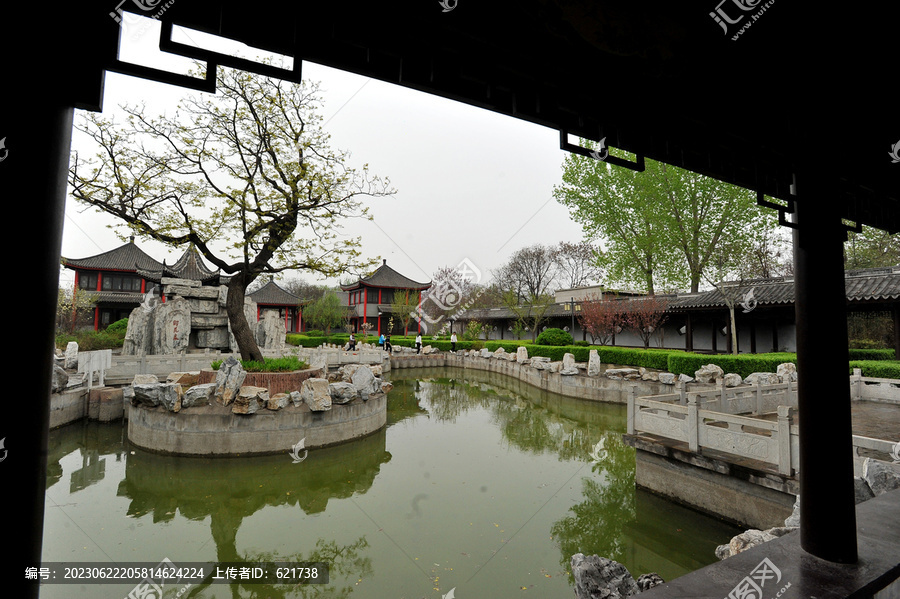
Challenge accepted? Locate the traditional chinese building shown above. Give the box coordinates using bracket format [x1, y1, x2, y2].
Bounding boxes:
[340, 260, 431, 336]
[246, 278, 303, 333]
[61, 238, 165, 329]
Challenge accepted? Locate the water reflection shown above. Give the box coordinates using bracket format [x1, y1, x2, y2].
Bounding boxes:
[41, 367, 740, 598]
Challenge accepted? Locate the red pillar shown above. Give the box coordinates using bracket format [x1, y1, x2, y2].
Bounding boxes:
[363, 288, 368, 332]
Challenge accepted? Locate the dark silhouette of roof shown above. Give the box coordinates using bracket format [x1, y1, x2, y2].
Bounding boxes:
[341, 260, 431, 291]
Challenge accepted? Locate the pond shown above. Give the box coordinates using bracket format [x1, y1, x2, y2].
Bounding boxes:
[39, 366, 741, 598]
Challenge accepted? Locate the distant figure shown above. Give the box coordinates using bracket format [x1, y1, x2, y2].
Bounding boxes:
[378, 334, 385, 348]
[385, 334, 393, 354]
[349, 332, 356, 351]
[450, 332, 458, 352]
[416, 333, 422, 354]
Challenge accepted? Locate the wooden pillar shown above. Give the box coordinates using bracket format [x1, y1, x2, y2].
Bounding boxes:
[685, 313, 694, 352]
[893, 306, 900, 359]
[792, 168, 858, 564]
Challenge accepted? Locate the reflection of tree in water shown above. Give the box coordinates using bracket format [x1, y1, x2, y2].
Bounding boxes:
[390, 368, 644, 579]
[114, 430, 390, 598]
[550, 431, 636, 573]
[181, 537, 372, 599]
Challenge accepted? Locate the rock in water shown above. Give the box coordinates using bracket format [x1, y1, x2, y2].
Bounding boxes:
[570, 553, 639, 599]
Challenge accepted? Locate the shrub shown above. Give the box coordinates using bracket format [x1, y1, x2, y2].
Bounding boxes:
[55, 327, 127, 351]
[106, 318, 129, 333]
[304, 329, 325, 337]
[573, 340, 590, 347]
[849, 360, 900, 378]
[848, 348, 895, 361]
[536, 328, 574, 346]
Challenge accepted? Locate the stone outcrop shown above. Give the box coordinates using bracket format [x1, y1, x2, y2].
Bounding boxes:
[300, 378, 332, 412]
[718, 458, 900, 560]
[215, 356, 247, 406]
[587, 350, 602, 376]
[121, 276, 271, 355]
[570, 553, 663, 599]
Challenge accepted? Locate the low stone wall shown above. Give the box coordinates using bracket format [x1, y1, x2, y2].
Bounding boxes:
[50, 387, 125, 429]
[390, 352, 670, 403]
[127, 394, 387, 456]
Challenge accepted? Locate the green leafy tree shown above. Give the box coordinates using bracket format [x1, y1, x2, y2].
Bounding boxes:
[845, 227, 900, 269]
[391, 289, 421, 335]
[554, 141, 776, 293]
[302, 292, 347, 334]
[68, 65, 393, 361]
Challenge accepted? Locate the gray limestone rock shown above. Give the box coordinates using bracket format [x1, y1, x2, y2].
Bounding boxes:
[182, 383, 215, 408]
[215, 356, 247, 407]
[65, 341, 79, 369]
[745, 372, 780, 385]
[605, 368, 640, 380]
[777, 362, 798, 382]
[516, 346, 529, 363]
[863, 458, 900, 496]
[329, 382, 359, 404]
[636, 573, 665, 592]
[658, 372, 676, 385]
[255, 311, 286, 351]
[570, 553, 639, 599]
[723, 373, 743, 387]
[51, 363, 69, 393]
[133, 383, 163, 407]
[233, 386, 268, 414]
[351, 365, 379, 397]
[267, 393, 290, 410]
[301, 378, 332, 412]
[562, 352, 576, 370]
[694, 363, 724, 384]
[587, 350, 602, 377]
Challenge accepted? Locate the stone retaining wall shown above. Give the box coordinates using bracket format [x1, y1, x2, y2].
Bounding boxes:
[127, 394, 387, 456]
[390, 352, 669, 403]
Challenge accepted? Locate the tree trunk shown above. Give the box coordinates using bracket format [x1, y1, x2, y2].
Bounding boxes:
[226, 274, 264, 362]
[730, 305, 738, 355]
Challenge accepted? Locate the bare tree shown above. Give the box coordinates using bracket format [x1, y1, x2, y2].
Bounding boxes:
[551, 241, 603, 289]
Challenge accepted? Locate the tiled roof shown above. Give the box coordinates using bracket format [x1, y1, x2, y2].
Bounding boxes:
[62, 240, 164, 272]
[341, 260, 430, 291]
[247, 279, 300, 305]
[457, 267, 900, 320]
[146, 245, 224, 284]
[669, 267, 900, 310]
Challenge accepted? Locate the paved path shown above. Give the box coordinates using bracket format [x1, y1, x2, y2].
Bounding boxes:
[850, 400, 900, 442]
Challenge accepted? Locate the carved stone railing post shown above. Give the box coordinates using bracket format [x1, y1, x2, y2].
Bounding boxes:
[627, 385, 636, 434]
[687, 393, 699, 452]
[755, 378, 763, 415]
[777, 405, 792, 475]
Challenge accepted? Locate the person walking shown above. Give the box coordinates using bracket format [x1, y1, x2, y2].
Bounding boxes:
[349, 332, 356, 351]
[385, 333, 392, 354]
[415, 333, 422, 354]
[450, 332, 457, 352]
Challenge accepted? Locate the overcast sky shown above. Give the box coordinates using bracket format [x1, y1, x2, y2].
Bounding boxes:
[59, 16, 587, 291]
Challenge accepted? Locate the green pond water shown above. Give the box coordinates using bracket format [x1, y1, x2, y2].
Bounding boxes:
[39, 366, 741, 599]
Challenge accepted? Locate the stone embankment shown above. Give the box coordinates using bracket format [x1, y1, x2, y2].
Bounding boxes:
[389, 345, 798, 404]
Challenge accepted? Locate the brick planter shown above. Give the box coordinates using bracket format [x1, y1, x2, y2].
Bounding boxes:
[198, 366, 324, 396]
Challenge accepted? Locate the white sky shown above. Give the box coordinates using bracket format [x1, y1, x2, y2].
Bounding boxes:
[59, 15, 587, 291]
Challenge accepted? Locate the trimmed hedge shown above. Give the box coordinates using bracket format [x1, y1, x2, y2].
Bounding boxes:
[849, 360, 900, 378]
[848, 348, 895, 361]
